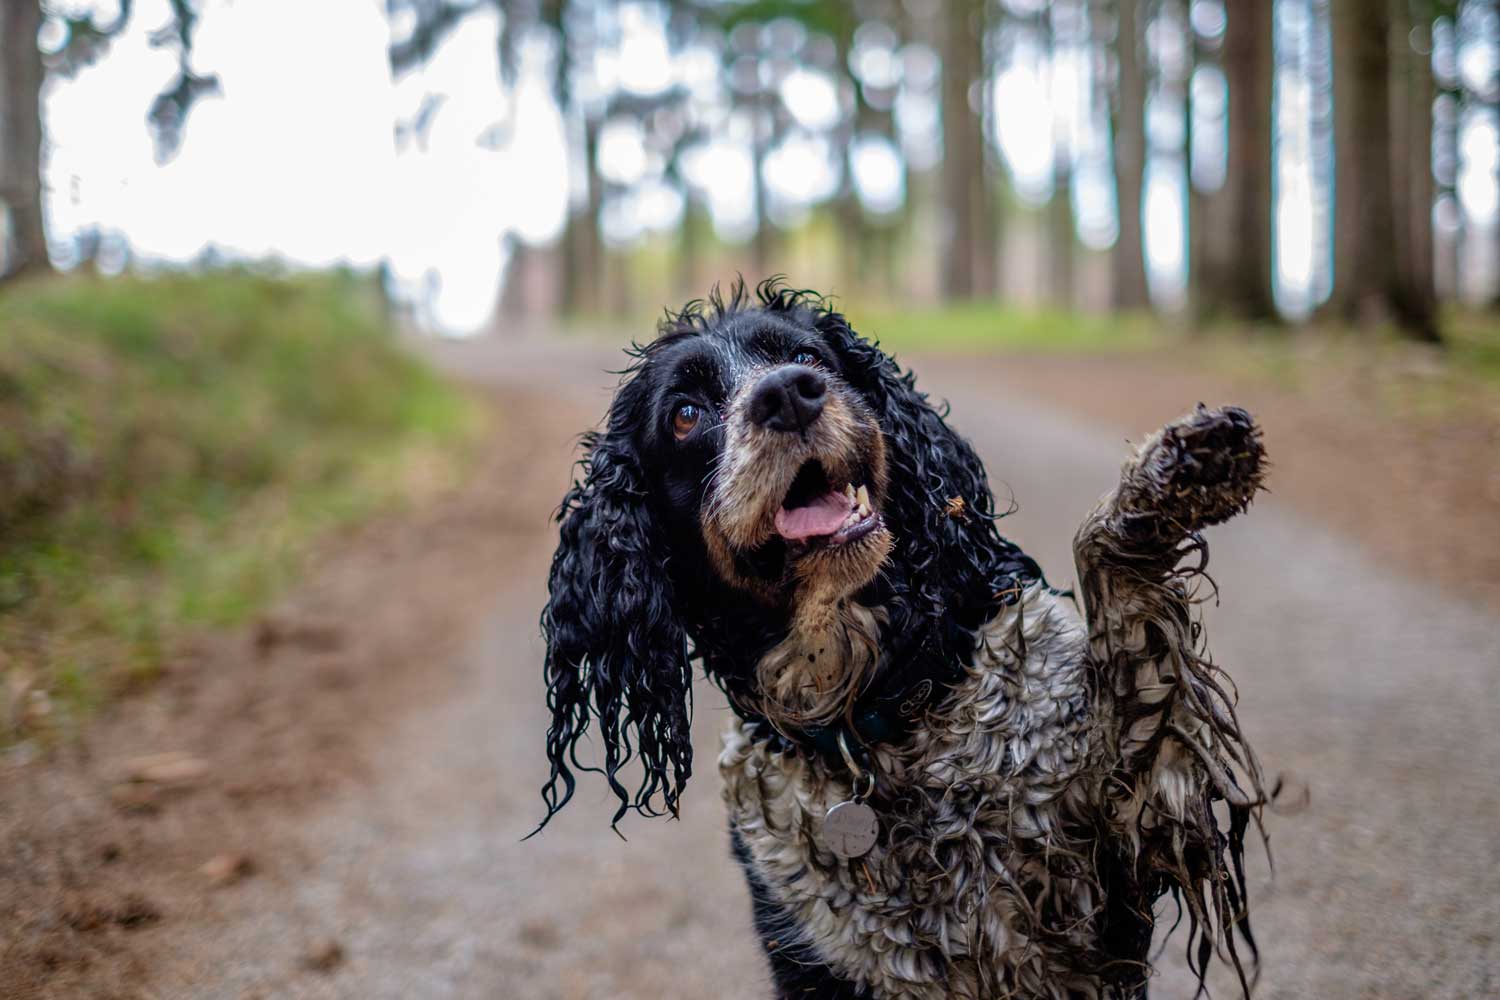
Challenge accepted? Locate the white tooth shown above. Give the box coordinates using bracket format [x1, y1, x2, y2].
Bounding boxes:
[844, 484, 856, 503]
[856, 485, 870, 509]
[858, 503, 870, 518]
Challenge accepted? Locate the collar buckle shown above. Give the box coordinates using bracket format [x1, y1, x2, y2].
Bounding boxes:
[836, 730, 878, 802]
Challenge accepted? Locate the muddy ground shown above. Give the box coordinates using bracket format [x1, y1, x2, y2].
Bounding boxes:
[1, 336, 1497, 999]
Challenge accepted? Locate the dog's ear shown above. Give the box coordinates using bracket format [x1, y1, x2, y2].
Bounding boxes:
[536, 412, 693, 832]
[812, 309, 1041, 627]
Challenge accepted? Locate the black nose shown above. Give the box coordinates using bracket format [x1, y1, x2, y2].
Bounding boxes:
[748, 365, 827, 432]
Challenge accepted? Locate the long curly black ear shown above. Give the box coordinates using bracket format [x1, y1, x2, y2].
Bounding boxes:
[809, 306, 1041, 634]
[535, 414, 693, 833]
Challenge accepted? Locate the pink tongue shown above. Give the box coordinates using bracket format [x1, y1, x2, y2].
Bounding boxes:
[775, 491, 853, 540]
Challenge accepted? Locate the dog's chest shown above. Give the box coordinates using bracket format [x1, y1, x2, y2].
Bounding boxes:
[720, 586, 1112, 999]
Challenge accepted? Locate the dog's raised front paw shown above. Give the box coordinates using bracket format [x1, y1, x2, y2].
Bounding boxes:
[1114, 404, 1266, 545]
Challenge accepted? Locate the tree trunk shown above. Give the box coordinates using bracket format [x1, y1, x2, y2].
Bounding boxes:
[941, 0, 989, 300]
[580, 118, 604, 312]
[1213, 0, 1277, 320]
[750, 92, 775, 284]
[1045, 4, 1074, 308]
[606, 247, 633, 317]
[1186, 30, 1219, 325]
[1325, 0, 1438, 339]
[1436, 81, 1462, 302]
[1049, 165, 1075, 308]
[972, 4, 999, 299]
[832, 12, 863, 297]
[676, 197, 702, 301]
[836, 175, 866, 296]
[1110, 0, 1150, 309]
[1489, 18, 1500, 310]
[559, 115, 604, 315]
[0, 0, 47, 281]
[1396, 1, 1438, 325]
[1326, 0, 1360, 317]
[939, 0, 974, 300]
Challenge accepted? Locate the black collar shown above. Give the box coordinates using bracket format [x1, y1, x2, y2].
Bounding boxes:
[715, 561, 1043, 772]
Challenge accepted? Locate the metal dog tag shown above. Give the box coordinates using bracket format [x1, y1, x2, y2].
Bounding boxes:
[823, 800, 879, 859]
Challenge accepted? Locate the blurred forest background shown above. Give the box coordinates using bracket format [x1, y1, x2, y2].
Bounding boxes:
[5, 0, 1500, 736]
[6, 7, 1500, 997]
[1, 0, 1498, 341]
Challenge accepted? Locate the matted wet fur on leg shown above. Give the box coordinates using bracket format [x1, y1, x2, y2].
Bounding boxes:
[533, 279, 1269, 999]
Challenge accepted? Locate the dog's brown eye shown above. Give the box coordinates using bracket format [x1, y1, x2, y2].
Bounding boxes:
[792, 350, 818, 367]
[672, 403, 701, 439]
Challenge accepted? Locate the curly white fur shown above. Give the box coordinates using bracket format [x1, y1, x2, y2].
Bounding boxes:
[723, 584, 1114, 998]
[722, 577, 1259, 997]
[719, 406, 1267, 1000]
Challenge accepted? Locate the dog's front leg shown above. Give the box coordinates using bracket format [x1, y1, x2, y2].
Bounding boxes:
[1072, 404, 1267, 992]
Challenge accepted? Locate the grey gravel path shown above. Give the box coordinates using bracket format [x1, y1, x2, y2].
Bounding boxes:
[149, 340, 1500, 1000]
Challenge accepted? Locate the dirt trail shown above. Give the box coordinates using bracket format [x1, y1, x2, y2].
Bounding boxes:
[4, 337, 1498, 999]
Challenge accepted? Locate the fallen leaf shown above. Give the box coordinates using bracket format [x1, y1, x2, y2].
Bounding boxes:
[199, 853, 256, 887]
[125, 751, 210, 785]
[109, 783, 161, 814]
[302, 938, 345, 973]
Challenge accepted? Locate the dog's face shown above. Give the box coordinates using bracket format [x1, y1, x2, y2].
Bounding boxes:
[636, 311, 895, 607]
[536, 283, 1037, 831]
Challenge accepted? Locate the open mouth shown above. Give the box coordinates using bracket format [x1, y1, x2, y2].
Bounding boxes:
[772, 460, 880, 552]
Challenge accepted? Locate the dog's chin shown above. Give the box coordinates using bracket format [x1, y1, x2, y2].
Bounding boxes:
[709, 523, 893, 612]
[787, 518, 893, 602]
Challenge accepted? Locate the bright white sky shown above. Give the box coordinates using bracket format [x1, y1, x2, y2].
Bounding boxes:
[41, 0, 1500, 332]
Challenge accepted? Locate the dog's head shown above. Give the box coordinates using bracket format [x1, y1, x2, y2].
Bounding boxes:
[538, 281, 1036, 829]
[665, 303, 894, 611]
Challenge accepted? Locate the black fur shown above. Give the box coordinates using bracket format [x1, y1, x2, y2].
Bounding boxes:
[537, 384, 694, 827]
[536, 278, 1039, 832]
[731, 830, 873, 999]
[534, 281, 1267, 999]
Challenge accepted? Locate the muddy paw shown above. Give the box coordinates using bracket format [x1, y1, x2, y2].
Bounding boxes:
[1116, 404, 1266, 543]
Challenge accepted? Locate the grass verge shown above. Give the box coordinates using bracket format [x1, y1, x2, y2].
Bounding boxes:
[839, 301, 1500, 421]
[1185, 310, 1500, 422]
[844, 301, 1168, 355]
[0, 269, 479, 741]
[556, 299, 1170, 356]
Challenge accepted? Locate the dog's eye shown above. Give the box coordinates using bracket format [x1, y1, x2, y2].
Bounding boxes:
[672, 403, 701, 440]
[792, 350, 819, 367]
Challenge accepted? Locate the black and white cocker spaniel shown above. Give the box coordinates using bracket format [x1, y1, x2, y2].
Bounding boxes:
[536, 280, 1268, 999]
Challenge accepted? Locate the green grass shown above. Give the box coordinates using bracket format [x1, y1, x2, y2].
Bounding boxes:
[844, 301, 1169, 355]
[1445, 309, 1500, 384]
[837, 300, 1499, 419]
[1181, 308, 1500, 421]
[556, 292, 1170, 357]
[0, 269, 478, 738]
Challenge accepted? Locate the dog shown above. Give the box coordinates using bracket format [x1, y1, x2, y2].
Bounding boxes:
[535, 281, 1267, 999]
